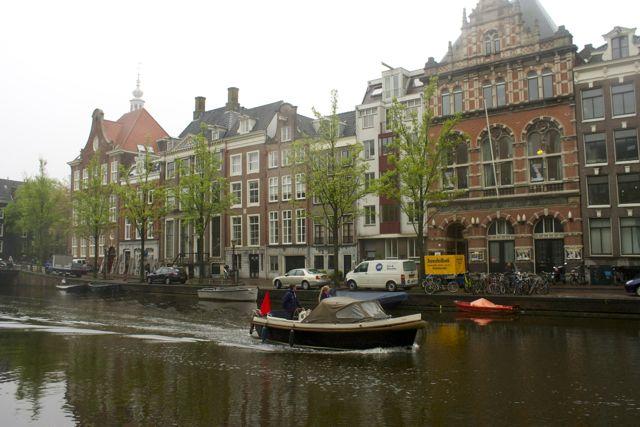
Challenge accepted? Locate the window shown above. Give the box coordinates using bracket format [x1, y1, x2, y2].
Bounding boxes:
[314, 255, 325, 270]
[453, 86, 463, 113]
[296, 209, 306, 244]
[359, 108, 376, 129]
[542, 69, 554, 99]
[401, 98, 421, 119]
[364, 172, 375, 190]
[231, 182, 242, 207]
[612, 84, 636, 117]
[282, 175, 292, 201]
[180, 221, 189, 254]
[527, 71, 539, 101]
[269, 212, 279, 244]
[239, 118, 253, 134]
[80, 239, 86, 257]
[231, 216, 242, 245]
[342, 217, 354, 244]
[383, 73, 401, 100]
[484, 31, 500, 55]
[248, 180, 259, 205]
[496, 79, 506, 107]
[363, 140, 375, 159]
[73, 170, 80, 191]
[620, 218, 640, 255]
[482, 128, 513, 187]
[270, 256, 279, 272]
[248, 215, 259, 246]
[110, 161, 118, 183]
[488, 219, 514, 236]
[281, 149, 291, 166]
[385, 239, 398, 258]
[444, 141, 469, 190]
[0, 223, 3, 237]
[483, 82, 493, 109]
[82, 168, 88, 188]
[147, 190, 154, 205]
[230, 154, 242, 176]
[165, 220, 174, 260]
[282, 211, 292, 244]
[124, 218, 131, 240]
[381, 205, 399, 222]
[527, 121, 562, 182]
[379, 136, 393, 155]
[612, 36, 629, 59]
[101, 164, 108, 185]
[109, 195, 117, 222]
[587, 176, 610, 206]
[441, 90, 451, 116]
[615, 129, 639, 162]
[281, 126, 291, 142]
[364, 205, 376, 225]
[71, 236, 77, 257]
[166, 161, 175, 179]
[295, 174, 305, 199]
[211, 216, 221, 257]
[269, 177, 278, 202]
[179, 157, 191, 176]
[147, 221, 154, 239]
[135, 222, 141, 240]
[584, 133, 607, 165]
[247, 151, 259, 173]
[268, 151, 278, 168]
[618, 173, 640, 204]
[590, 218, 612, 255]
[581, 88, 604, 120]
[89, 237, 95, 257]
[0, 208, 3, 219]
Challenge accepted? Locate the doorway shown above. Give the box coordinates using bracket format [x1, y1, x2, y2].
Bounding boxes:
[535, 239, 564, 273]
[249, 254, 259, 278]
[488, 240, 515, 273]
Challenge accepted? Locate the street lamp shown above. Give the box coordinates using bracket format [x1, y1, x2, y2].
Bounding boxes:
[231, 238, 237, 284]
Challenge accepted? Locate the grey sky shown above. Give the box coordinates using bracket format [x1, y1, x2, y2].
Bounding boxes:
[0, 0, 635, 181]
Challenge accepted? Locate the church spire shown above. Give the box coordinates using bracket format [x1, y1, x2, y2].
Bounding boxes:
[130, 68, 145, 112]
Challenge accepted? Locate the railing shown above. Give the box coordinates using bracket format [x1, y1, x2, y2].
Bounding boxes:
[529, 182, 564, 193]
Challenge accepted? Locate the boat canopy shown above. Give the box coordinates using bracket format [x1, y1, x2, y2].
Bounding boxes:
[301, 297, 390, 324]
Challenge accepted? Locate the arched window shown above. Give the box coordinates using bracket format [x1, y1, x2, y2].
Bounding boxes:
[488, 219, 514, 236]
[496, 78, 507, 107]
[482, 80, 493, 109]
[534, 217, 563, 234]
[542, 68, 554, 99]
[444, 140, 469, 190]
[453, 86, 463, 113]
[481, 127, 513, 188]
[441, 89, 451, 116]
[484, 31, 500, 55]
[527, 71, 539, 101]
[527, 120, 563, 183]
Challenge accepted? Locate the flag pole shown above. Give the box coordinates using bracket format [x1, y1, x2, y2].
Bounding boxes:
[483, 99, 500, 198]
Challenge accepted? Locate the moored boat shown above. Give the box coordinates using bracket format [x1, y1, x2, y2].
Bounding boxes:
[454, 298, 518, 314]
[88, 282, 119, 293]
[250, 297, 425, 350]
[56, 281, 88, 293]
[197, 286, 258, 302]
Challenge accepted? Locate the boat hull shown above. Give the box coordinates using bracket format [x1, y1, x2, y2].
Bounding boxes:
[198, 287, 258, 302]
[251, 315, 425, 350]
[56, 283, 88, 293]
[454, 300, 517, 314]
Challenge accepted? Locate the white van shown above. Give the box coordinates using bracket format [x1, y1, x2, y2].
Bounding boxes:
[345, 260, 418, 292]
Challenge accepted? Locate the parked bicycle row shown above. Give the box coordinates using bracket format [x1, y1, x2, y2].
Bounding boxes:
[422, 272, 558, 296]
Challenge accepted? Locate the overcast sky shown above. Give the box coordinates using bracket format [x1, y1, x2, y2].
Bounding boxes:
[0, 0, 636, 182]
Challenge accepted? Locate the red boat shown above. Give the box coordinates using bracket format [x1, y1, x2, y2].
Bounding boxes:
[454, 298, 518, 314]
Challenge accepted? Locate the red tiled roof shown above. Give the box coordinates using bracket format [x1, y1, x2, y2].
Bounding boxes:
[103, 108, 169, 152]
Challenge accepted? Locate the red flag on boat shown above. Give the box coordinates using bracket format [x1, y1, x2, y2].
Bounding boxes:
[260, 291, 272, 315]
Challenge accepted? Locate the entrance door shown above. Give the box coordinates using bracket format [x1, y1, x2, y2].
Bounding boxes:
[249, 254, 259, 278]
[535, 239, 564, 273]
[343, 254, 352, 273]
[285, 256, 305, 272]
[489, 241, 514, 273]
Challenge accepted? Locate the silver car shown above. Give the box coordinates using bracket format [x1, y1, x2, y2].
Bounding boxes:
[273, 269, 330, 290]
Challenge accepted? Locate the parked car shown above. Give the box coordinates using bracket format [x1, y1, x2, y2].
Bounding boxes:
[273, 269, 330, 290]
[345, 259, 418, 292]
[147, 266, 188, 285]
[624, 274, 640, 296]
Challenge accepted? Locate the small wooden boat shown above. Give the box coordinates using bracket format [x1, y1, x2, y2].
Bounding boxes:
[56, 281, 88, 293]
[454, 298, 518, 314]
[197, 286, 258, 302]
[250, 297, 426, 350]
[88, 282, 119, 293]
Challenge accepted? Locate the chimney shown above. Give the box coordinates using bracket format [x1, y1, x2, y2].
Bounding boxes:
[226, 87, 239, 111]
[194, 96, 206, 120]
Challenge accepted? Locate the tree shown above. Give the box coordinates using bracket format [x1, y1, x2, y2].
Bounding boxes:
[377, 77, 466, 279]
[295, 91, 370, 284]
[73, 152, 114, 278]
[5, 159, 70, 263]
[117, 152, 166, 283]
[174, 132, 231, 281]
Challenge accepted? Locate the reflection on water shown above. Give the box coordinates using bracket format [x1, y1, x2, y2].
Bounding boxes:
[0, 282, 639, 425]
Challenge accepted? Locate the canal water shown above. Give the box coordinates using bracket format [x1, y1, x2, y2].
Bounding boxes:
[0, 283, 638, 426]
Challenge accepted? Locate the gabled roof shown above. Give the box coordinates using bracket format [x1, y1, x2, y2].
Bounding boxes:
[0, 179, 22, 204]
[105, 108, 169, 152]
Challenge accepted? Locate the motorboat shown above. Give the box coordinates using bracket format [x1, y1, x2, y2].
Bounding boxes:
[250, 297, 426, 350]
[197, 286, 258, 302]
[56, 281, 88, 293]
[454, 298, 518, 314]
[88, 282, 119, 293]
[336, 290, 408, 309]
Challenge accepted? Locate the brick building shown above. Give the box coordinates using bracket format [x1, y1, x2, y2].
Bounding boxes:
[0, 179, 24, 260]
[575, 26, 640, 283]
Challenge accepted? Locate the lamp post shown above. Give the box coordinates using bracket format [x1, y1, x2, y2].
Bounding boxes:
[231, 239, 237, 284]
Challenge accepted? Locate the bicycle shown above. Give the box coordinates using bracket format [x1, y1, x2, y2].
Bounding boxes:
[423, 275, 458, 294]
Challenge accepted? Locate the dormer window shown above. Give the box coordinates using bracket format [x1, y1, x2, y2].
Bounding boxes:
[239, 117, 254, 134]
[612, 36, 629, 59]
[484, 31, 500, 55]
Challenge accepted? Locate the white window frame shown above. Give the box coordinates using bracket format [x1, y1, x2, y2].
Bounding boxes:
[110, 160, 118, 183]
[269, 211, 279, 245]
[363, 140, 375, 159]
[359, 107, 376, 129]
[247, 151, 260, 174]
[295, 173, 306, 200]
[231, 216, 243, 247]
[296, 209, 306, 244]
[165, 219, 175, 260]
[364, 205, 376, 226]
[269, 176, 279, 202]
[248, 214, 260, 247]
[281, 148, 291, 166]
[281, 126, 291, 142]
[282, 175, 292, 201]
[124, 218, 132, 240]
[73, 170, 80, 191]
[282, 210, 292, 244]
[230, 154, 242, 176]
[268, 151, 279, 168]
[247, 179, 260, 206]
[231, 182, 242, 208]
[101, 163, 108, 185]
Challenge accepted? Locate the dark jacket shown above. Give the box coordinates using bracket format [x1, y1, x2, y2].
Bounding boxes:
[282, 289, 301, 313]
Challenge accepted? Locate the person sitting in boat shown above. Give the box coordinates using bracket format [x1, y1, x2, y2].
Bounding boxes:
[282, 284, 302, 320]
[318, 285, 331, 303]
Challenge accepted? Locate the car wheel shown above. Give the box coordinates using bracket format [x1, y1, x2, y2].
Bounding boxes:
[301, 281, 310, 291]
[386, 281, 397, 292]
[636, 286, 640, 297]
[274, 280, 282, 289]
[165, 277, 171, 285]
[348, 280, 357, 291]
[147, 277, 152, 284]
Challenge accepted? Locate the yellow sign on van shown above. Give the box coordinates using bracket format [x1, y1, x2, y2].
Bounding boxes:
[424, 255, 466, 275]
